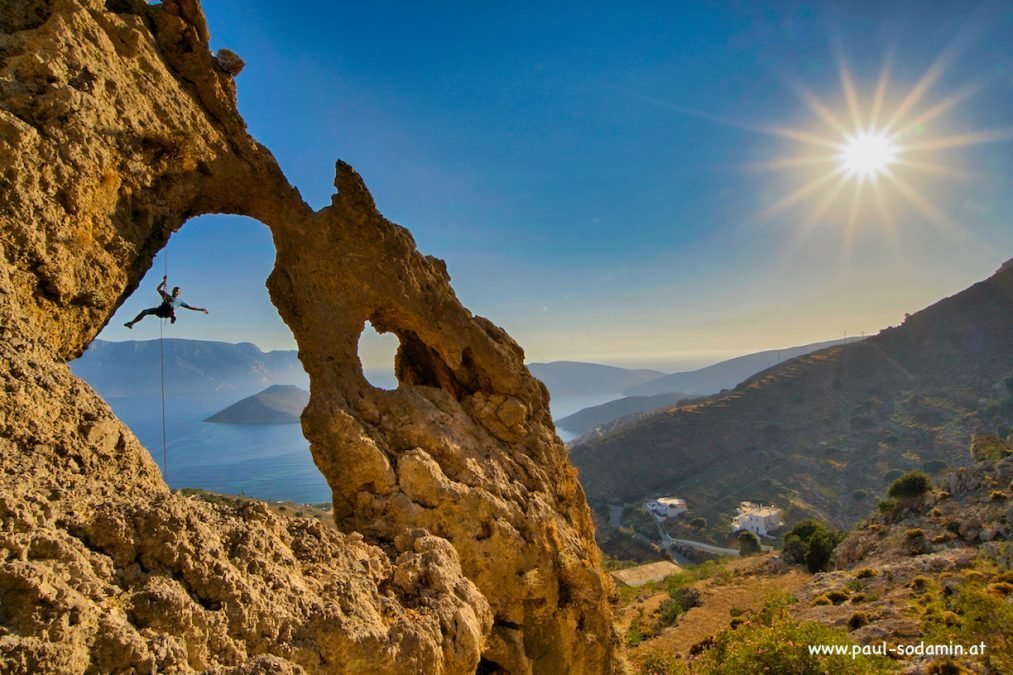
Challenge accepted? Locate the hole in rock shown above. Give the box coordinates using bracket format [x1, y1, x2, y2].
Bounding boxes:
[358, 320, 400, 390]
[70, 214, 331, 508]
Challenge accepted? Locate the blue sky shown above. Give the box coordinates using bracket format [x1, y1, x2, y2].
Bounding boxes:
[104, 1, 1013, 372]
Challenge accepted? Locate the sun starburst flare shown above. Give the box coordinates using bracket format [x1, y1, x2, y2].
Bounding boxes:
[837, 130, 898, 180]
[753, 49, 1013, 247]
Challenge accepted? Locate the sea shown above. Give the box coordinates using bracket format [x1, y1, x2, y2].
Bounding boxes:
[109, 389, 622, 506]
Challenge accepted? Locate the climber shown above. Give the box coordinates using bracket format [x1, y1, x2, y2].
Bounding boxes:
[124, 275, 208, 328]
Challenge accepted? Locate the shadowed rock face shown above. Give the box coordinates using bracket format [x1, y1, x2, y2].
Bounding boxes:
[0, 1, 616, 672]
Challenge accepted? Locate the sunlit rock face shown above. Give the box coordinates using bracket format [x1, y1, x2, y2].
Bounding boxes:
[0, 1, 617, 672]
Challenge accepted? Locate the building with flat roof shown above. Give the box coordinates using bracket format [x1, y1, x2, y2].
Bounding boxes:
[730, 501, 783, 536]
[646, 497, 687, 520]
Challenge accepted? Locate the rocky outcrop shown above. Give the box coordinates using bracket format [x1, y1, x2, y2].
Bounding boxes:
[789, 449, 1012, 671]
[0, 1, 616, 672]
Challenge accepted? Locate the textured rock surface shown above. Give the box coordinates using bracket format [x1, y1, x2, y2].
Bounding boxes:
[0, 0, 616, 672]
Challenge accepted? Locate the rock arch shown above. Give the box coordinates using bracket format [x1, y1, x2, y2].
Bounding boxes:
[0, 0, 616, 672]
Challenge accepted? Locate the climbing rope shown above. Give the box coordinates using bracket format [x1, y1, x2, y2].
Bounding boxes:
[158, 249, 168, 481]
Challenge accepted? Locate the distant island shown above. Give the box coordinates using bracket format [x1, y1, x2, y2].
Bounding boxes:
[205, 385, 309, 424]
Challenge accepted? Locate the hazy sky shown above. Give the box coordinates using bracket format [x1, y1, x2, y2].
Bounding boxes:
[103, 0, 1013, 373]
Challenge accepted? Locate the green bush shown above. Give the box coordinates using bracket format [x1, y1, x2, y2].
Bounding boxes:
[783, 534, 805, 564]
[695, 595, 894, 674]
[848, 611, 869, 630]
[625, 617, 650, 647]
[671, 586, 701, 611]
[656, 598, 684, 628]
[690, 516, 707, 530]
[884, 469, 904, 483]
[926, 581, 1013, 674]
[664, 560, 724, 596]
[785, 519, 823, 541]
[922, 459, 948, 474]
[852, 489, 868, 500]
[888, 471, 932, 499]
[805, 529, 842, 573]
[877, 497, 899, 514]
[633, 651, 686, 675]
[737, 530, 761, 556]
[781, 519, 845, 572]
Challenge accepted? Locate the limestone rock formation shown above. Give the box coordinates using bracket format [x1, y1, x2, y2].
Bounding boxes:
[0, 1, 617, 672]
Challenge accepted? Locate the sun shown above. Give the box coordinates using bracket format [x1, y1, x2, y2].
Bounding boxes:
[742, 48, 1013, 244]
[837, 129, 898, 180]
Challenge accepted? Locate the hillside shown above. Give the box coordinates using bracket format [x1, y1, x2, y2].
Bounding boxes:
[556, 391, 694, 436]
[572, 260, 1013, 536]
[528, 361, 666, 397]
[71, 339, 307, 401]
[617, 438, 1012, 673]
[625, 337, 862, 397]
[205, 384, 309, 424]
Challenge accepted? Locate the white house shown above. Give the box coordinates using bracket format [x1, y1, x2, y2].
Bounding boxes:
[646, 497, 688, 520]
[730, 501, 783, 536]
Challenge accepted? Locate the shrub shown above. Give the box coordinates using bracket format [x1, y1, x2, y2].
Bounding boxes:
[877, 497, 899, 515]
[969, 433, 1012, 462]
[625, 617, 651, 647]
[782, 519, 845, 572]
[928, 581, 1013, 674]
[737, 530, 761, 556]
[856, 568, 879, 579]
[811, 594, 831, 606]
[656, 598, 684, 628]
[923, 459, 948, 474]
[888, 471, 932, 499]
[633, 651, 685, 675]
[826, 589, 851, 605]
[852, 489, 868, 500]
[671, 586, 702, 611]
[664, 560, 724, 596]
[884, 469, 904, 483]
[782, 534, 805, 564]
[905, 529, 930, 555]
[805, 529, 841, 573]
[690, 516, 707, 530]
[989, 581, 1013, 596]
[695, 598, 893, 673]
[848, 611, 869, 630]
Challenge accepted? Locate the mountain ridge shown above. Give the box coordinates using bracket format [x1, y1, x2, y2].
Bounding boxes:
[624, 337, 863, 397]
[556, 391, 694, 436]
[205, 384, 309, 424]
[527, 360, 666, 397]
[572, 260, 1013, 535]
